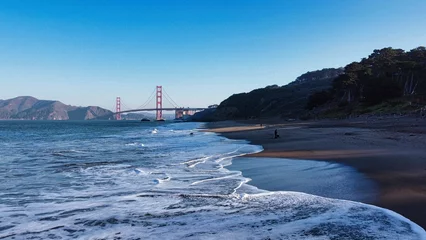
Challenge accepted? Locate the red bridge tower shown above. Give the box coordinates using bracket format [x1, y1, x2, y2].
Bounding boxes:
[156, 86, 163, 120]
[115, 97, 121, 120]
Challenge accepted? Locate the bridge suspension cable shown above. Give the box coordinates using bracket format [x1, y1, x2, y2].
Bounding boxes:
[136, 89, 156, 109]
[120, 101, 133, 111]
[163, 88, 180, 108]
[163, 95, 177, 109]
[111, 103, 116, 113]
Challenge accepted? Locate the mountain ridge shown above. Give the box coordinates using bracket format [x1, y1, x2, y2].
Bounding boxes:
[0, 96, 113, 120]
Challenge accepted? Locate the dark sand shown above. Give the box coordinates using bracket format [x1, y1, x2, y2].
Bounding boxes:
[206, 117, 426, 229]
[227, 157, 378, 203]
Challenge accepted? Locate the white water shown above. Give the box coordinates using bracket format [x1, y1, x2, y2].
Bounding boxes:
[0, 121, 424, 239]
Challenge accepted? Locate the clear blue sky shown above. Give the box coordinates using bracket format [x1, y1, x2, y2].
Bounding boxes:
[1, 0, 425, 110]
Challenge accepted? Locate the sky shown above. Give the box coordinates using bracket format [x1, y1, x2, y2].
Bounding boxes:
[1, 0, 425, 110]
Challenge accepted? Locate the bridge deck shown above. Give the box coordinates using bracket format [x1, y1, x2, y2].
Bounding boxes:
[116, 108, 206, 114]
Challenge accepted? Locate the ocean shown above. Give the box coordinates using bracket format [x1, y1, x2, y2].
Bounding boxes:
[0, 121, 425, 239]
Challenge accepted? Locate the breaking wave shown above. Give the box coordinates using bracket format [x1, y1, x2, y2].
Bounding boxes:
[0, 121, 424, 239]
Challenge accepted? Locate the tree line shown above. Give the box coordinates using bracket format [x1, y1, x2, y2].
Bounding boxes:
[307, 46, 426, 110]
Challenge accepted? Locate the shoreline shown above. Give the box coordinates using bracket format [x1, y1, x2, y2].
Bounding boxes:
[205, 118, 426, 230]
[226, 156, 379, 204]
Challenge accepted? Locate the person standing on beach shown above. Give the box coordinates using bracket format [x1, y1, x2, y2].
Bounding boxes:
[274, 129, 279, 139]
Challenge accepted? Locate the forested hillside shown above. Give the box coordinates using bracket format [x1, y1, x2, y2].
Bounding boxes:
[206, 68, 343, 121]
[194, 46, 426, 122]
[307, 47, 426, 117]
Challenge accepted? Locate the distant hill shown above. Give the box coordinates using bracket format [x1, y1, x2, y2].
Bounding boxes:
[0, 96, 113, 120]
[122, 113, 154, 120]
[201, 68, 343, 121]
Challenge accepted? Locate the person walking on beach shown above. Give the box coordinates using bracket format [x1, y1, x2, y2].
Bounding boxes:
[274, 129, 279, 139]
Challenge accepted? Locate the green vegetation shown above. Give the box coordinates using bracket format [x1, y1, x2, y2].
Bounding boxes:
[195, 46, 426, 122]
[307, 47, 426, 117]
[209, 68, 343, 121]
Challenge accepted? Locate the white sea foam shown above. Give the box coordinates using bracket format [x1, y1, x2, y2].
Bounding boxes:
[154, 175, 171, 184]
[134, 168, 150, 175]
[0, 122, 424, 239]
[2, 191, 424, 240]
[125, 142, 138, 146]
[182, 156, 210, 168]
[191, 173, 242, 185]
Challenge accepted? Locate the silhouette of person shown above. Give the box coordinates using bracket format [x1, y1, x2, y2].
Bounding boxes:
[274, 129, 279, 139]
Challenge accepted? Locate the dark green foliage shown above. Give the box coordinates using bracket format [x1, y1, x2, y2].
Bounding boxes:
[306, 90, 333, 110]
[294, 68, 344, 84]
[362, 77, 402, 105]
[190, 108, 217, 122]
[337, 100, 349, 108]
[309, 46, 426, 108]
[214, 46, 426, 120]
[215, 68, 343, 120]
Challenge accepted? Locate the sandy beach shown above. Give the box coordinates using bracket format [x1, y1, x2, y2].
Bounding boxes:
[206, 117, 426, 229]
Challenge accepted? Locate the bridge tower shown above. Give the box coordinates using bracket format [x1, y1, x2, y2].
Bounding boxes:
[156, 86, 163, 120]
[115, 97, 121, 120]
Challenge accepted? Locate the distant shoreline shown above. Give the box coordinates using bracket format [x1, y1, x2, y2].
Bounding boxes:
[205, 117, 426, 230]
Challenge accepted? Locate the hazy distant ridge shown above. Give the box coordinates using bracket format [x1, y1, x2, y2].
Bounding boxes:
[0, 96, 113, 120]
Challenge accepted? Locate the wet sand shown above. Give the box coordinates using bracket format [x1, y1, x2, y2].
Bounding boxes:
[227, 157, 378, 203]
[205, 117, 426, 229]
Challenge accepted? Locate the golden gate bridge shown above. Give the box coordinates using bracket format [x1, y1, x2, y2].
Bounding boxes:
[114, 86, 207, 120]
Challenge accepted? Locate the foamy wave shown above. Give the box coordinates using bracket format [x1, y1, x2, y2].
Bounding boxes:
[182, 157, 210, 168]
[3, 191, 424, 239]
[125, 142, 145, 147]
[191, 173, 242, 185]
[134, 168, 150, 175]
[154, 176, 171, 184]
[2, 122, 424, 239]
[52, 149, 89, 158]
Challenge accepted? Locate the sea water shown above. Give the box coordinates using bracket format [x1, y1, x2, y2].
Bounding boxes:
[0, 121, 424, 239]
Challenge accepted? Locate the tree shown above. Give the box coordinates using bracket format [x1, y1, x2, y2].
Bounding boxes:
[308, 46, 426, 109]
[306, 90, 332, 110]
